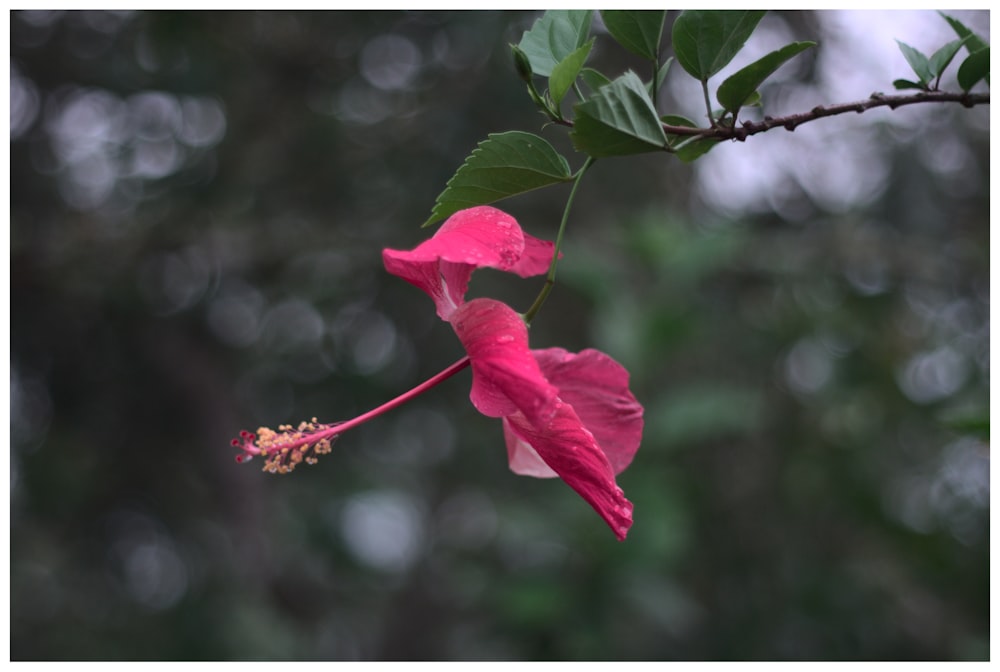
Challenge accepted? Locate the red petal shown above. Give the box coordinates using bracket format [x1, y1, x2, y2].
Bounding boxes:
[504, 403, 635, 541]
[449, 298, 559, 428]
[382, 206, 554, 320]
[531, 348, 643, 475]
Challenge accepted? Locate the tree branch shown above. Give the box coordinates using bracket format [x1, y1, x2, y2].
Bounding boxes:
[662, 90, 990, 142]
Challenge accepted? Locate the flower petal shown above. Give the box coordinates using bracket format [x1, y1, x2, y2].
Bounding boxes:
[382, 206, 554, 320]
[450, 298, 559, 428]
[504, 403, 635, 540]
[530, 348, 643, 474]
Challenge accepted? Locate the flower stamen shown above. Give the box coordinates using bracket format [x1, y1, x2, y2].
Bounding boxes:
[231, 418, 338, 474]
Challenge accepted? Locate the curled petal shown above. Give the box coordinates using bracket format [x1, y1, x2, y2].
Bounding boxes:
[450, 298, 559, 428]
[504, 402, 635, 541]
[532, 348, 643, 475]
[382, 206, 554, 320]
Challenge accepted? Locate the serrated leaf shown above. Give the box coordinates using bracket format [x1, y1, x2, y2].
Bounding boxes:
[896, 39, 933, 85]
[672, 10, 767, 81]
[549, 39, 594, 109]
[600, 10, 666, 60]
[929, 36, 970, 79]
[940, 12, 990, 85]
[893, 78, 926, 91]
[958, 47, 989, 91]
[570, 71, 668, 158]
[581, 67, 612, 91]
[517, 10, 594, 77]
[424, 131, 573, 227]
[716, 41, 815, 113]
[940, 12, 989, 54]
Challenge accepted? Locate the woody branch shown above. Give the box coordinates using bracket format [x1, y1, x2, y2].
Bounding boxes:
[661, 90, 990, 141]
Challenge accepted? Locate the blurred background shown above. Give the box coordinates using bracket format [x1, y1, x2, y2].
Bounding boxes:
[9, 10, 989, 661]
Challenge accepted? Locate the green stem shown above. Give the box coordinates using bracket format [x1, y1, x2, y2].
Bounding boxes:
[651, 55, 659, 108]
[522, 157, 596, 325]
[701, 78, 715, 126]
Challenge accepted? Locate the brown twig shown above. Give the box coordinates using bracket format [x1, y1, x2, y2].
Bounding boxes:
[661, 90, 990, 142]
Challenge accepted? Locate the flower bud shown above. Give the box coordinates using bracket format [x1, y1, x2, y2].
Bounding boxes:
[510, 44, 533, 83]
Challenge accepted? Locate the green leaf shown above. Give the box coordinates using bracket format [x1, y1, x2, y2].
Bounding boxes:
[648, 57, 673, 95]
[423, 131, 574, 227]
[940, 12, 989, 85]
[676, 138, 720, 162]
[892, 78, 926, 91]
[549, 39, 594, 109]
[672, 10, 767, 81]
[896, 39, 933, 85]
[958, 47, 990, 91]
[510, 44, 533, 82]
[661, 114, 719, 162]
[940, 12, 989, 54]
[716, 41, 815, 113]
[570, 71, 668, 158]
[600, 10, 666, 60]
[517, 10, 594, 77]
[939, 406, 990, 440]
[662, 114, 697, 142]
[581, 67, 612, 91]
[929, 36, 970, 79]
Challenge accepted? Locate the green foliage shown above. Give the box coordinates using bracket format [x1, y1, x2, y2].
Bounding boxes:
[661, 114, 719, 162]
[549, 39, 594, 110]
[672, 10, 767, 81]
[570, 72, 667, 157]
[599, 10, 666, 61]
[894, 27, 982, 91]
[941, 412, 989, 441]
[717, 41, 816, 114]
[516, 9, 594, 77]
[958, 47, 990, 91]
[940, 11, 989, 54]
[650, 57, 673, 94]
[940, 12, 990, 89]
[895, 39, 935, 87]
[929, 38, 970, 81]
[580, 66, 612, 92]
[424, 131, 573, 227]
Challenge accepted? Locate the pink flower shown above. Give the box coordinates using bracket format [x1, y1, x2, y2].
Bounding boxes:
[384, 206, 644, 540]
[382, 206, 555, 321]
[234, 206, 643, 540]
[449, 296, 642, 540]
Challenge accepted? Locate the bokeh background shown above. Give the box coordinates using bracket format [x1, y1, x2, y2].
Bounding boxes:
[9, 10, 990, 661]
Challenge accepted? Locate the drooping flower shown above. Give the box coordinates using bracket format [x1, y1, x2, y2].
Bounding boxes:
[384, 206, 644, 540]
[448, 296, 642, 540]
[234, 205, 644, 540]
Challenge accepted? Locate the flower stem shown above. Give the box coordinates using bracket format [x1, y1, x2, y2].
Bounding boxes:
[523, 157, 595, 325]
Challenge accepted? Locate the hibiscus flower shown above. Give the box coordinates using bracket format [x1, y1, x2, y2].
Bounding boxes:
[234, 206, 644, 540]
